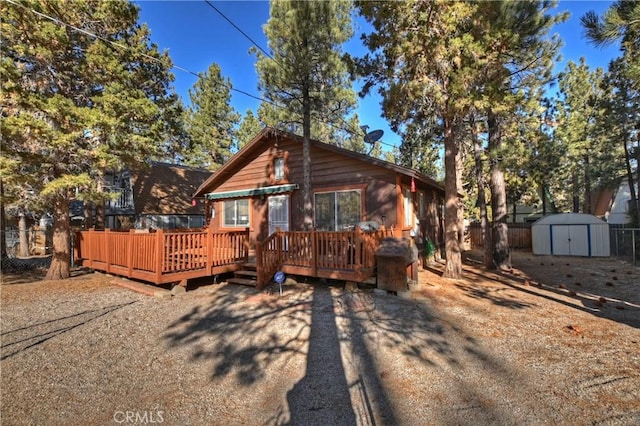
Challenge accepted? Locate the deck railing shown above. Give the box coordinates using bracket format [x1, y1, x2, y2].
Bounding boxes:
[75, 227, 249, 284]
[256, 227, 397, 287]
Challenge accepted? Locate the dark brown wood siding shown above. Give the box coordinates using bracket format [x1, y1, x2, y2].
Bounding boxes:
[202, 133, 444, 248]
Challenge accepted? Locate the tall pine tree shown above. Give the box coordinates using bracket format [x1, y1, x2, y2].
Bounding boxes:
[185, 63, 239, 170]
[1, 0, 175, 279]
[256, 0, 355, 230]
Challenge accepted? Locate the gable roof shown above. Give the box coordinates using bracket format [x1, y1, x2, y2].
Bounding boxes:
[132, 162, 212, 215]
[193, 127, 444, 198]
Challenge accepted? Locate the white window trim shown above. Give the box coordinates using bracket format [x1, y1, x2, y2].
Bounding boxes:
[222, 199, 250, 228]
[404, 187, 412, 228]
[314, 189, 362, 231]
[274, 157, 285, 181]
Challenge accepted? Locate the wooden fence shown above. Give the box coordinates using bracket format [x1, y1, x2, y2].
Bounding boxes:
[75, 227, 249, 285]
[467, 223, 532, 249]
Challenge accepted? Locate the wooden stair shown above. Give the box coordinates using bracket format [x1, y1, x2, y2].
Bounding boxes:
[227, 261, 258, 287]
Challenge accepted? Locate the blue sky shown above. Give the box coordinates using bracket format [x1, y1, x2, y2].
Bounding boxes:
[136, 0, 621, 149]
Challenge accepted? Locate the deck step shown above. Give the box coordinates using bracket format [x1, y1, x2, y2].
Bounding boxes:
[242, 262, 257, 270]
[235, 269, 258, 278]
[227, 277, 258, 287]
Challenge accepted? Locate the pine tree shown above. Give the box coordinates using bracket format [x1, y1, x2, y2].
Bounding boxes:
[153, 92, 190, 164]
[1, 0, 175, 279]
[256, 0, 356, 230]
[185, 63, 239, 170]
[235, 109, 263, 150]
[357, 0, 488, 278]
[582, 1, 640, 85]
[554, 59, 618, 213]
[602, 57, 640, 225]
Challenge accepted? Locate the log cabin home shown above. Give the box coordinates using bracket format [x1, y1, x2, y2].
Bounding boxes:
[75, 127, 446, 290]
[193, 127, 445, 257]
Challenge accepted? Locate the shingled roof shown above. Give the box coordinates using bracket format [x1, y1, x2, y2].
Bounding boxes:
[131, 162, 212, 215]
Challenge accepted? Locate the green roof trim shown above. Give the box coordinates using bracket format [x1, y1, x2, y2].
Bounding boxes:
[204, 184, 299, 200]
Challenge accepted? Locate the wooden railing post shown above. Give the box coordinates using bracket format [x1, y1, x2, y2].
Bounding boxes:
[206, 225, 213, 273]
[105, 228, 111, 273]
[244, 227, 250, 260]
[355, 227, 363, 274]
[312, 228, 318, 277]
[255, 240, 263, 288]
[156, 229, 164, 282]
[86, 228, 94, 268]
[128, 229, 135, 277]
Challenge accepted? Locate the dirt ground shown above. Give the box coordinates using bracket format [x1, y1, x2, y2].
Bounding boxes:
[1, 250, 638, 425]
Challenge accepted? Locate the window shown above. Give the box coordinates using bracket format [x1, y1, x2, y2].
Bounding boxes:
[314, 190, 361, 231]
[404, 188, 412, 227]
[274, 157, 285, 181]
[223, 199, 249, 227]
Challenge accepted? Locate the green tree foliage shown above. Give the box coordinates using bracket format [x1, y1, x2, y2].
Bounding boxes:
[185, 63, 239, 170]
[256, 0, 356, 230]
[154, 92, 190, 164]
[357, 0, 482, 278]
[553, 58, 620, 213]
[356, 1, 563, 274]
[583, 1, 639, 225]
[1, 0, 175, 279]
[602, 57, 640, 225]
[472, 1, 564, 270]
[235, 109, 264, 151]
[582, 0, 640, 85]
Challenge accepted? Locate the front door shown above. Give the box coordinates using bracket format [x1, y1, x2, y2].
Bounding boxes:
[268, 195, 290, 235]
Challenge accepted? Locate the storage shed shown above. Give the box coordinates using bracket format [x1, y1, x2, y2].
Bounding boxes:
[531, 213, 610, 257]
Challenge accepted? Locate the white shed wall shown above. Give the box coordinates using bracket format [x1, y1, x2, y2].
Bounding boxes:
[532, 224, 551, 255]
[531, 214, 610, 257]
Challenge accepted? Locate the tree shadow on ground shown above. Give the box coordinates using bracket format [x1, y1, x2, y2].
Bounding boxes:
[457, 252, 640, 329]
[0, 301, 137, 360]
[164, 279, 551, 425]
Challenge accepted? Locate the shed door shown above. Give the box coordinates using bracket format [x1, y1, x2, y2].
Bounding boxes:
[552, 225, 589, 256]
[268, 195, 290, 235]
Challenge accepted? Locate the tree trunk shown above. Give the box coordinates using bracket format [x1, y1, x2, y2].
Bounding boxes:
[301, 83, 313, 231]
[487, 111, 511, 271]
[455, 142, 465, 250]
[443, 115, 462, 279]
[18, 212, 29, 257]
[45, 195, 71, 280]
[95, 178, 105, 229]
[583, 154, 592, 214]
[84, 201, 94, 229]
[472, 117, 492, 269]
[572, 170, 580, 213]
[0, 179, 6, 258]
[622, 123, 639, 225]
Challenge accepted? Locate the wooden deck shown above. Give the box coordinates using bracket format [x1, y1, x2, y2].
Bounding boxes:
[74, 227, 249, 286]
[75, 227, 398, 290]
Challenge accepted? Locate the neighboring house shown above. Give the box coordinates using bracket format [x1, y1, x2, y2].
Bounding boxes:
[193, 127, 446, 251]
[592, 172, 639, 225]
[105, 162, 212, 229]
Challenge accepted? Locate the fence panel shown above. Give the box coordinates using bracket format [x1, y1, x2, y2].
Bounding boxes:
[4, 228, 52, 257]
[468, 223, 532, 250]
[610, 227, 639, 266]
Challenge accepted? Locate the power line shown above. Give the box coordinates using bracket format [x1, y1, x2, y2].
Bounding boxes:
[200, 1, 397, 149]
[7, 0, 397, 150]
[4, 0, 280, 108]
[203, 0, 275, 63]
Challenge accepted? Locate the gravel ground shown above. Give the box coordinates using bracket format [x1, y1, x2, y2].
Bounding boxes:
[1, 251, 639, 425]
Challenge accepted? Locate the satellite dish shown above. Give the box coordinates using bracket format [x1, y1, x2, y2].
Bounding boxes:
[364, 129, 384, 144]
